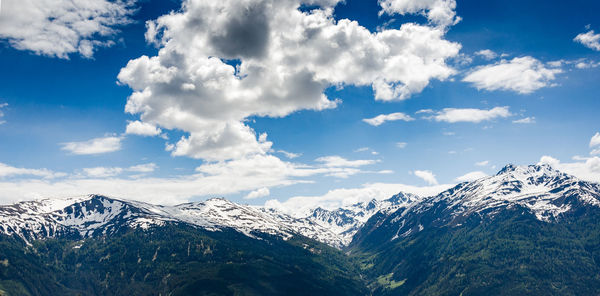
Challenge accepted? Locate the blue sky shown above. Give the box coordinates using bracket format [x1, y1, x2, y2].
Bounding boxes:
[0, 0, 598, 210]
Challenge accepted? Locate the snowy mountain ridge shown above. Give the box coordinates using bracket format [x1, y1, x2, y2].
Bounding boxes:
[357, 164, 600, 244]
[0, 195, 348, 247]
[302, 192, 421, 245]
[2, 164, 599, 249]
[424, 163, 600, 222]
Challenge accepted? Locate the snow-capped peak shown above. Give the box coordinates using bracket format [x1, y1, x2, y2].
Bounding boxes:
[430, 164, 600, 221]
[301, 192, 421, 246]
[0, 194, 346, 248]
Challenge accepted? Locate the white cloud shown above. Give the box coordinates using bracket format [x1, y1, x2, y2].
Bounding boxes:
[61, 136, 122, 155]
[82, 167, 124, 178]
[575, 60, 600, 69]
[0, 0, 135, 58]
[429, 106, 511, 123]
[475, 160, 489, 166]
[117, 0, 460, 161]
[128, 163, 157, 173]
[396, 142, 407, 148]
[125, 121, 162, 137]
[0, 162, 60, 179]
[574, 30, 600, 51]
[513, 117, 536, 124]
[265, 182, 454, 217]
[475, 49, 497, 60]
[413, 170, 438, 185]
[539, 156, 600, 183]
[315, 156, 378, 168]
[0, 103, 6, 124]
[463, 57, 562, 94]
[82, 163, 157, 178]
[590, 132, 600, 148]
[0, 154, 389, 205]
[244, 187, 270, 199]
[277, 150, 301, 159]
[378, 0, 461, 28]
[455, 171, 488, 182]
[362, 112, 414, 126]
[416, 109, 434, 114]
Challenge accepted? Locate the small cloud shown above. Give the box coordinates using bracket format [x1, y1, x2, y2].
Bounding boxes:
[475, 160, 489, 166]
[277, 150, 301, 159]
[396, 142, 407, 149]
[416, 109, 434, 114]
[354, 147, 379, 155]
[315, 156, 378, 167]
[474, 49, 497, 60]
[83, 167, 124, 178]
[125, 121, 162, 137]
[413, 170, 438, 185]
[443, 131, 456, 136]
[82, 163, 157, 178]
[244, 187, 270, 199]
[455, 171, 488, 182]
[61, 135, 123, 155]
[574, 30, 600, 51]
[0, 162, 61, 179]
[363, 112, 414, 126]
[128, 163, 158, 173]
[428, 106, 511, 123]
[590, 132, 600, 148]
[512, 117, 536, 124]
[0, 103, 7, 124]
[463, 57, 562, 94]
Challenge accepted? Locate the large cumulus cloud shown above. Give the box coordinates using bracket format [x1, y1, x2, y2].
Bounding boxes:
[117, 0, 460, 161]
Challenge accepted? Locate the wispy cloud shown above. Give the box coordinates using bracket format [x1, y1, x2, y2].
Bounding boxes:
[427, 106, 511, 123]
[474, 49, 497, 60]
[455, 171, 488, 182]
[61, 136, 123, 155]
[513, 117, 536, 124]
[0, 103, 7, 124]
[463, 57, 562, 94]
[315, 156, 378, 168]
[590, 132, 600, 148]
[363, 112, 415, 126]
[0, 162, 63, 179]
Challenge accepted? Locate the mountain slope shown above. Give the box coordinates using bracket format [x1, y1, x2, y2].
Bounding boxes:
[0, 224, 368, 296]
[349, 164, 600, 295]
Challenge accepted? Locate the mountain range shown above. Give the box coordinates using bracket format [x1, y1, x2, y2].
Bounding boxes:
[1, 164, 600, 295]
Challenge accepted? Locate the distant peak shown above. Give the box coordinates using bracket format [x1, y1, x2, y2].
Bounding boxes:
[495, 163, 560, 177]
[205, 197, 230, 203]
[496, 164, 517, 175]
[87, 194, 109, 200]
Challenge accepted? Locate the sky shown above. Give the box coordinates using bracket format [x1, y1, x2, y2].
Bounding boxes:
[0, 0, 599, 212]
